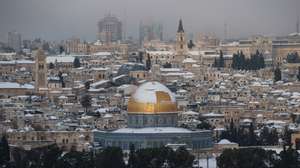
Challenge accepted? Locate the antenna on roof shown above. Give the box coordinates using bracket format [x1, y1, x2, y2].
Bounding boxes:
[297, 16, 299, 33]
[224, 22, 228, 41]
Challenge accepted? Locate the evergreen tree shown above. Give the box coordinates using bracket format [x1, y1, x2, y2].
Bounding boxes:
[248, 123, 257, 146]
[259, 52, 265, 69]
[163, 62, 172, 68]
[170, 147, 194, 168]
[219, 50, 225, 68]
[145, 55, 151, 71]
[187, 40, 195, 49]
[95, 147, 125, 168]
[217, 148, 277, 168]
[73, 57, 81, 68]
[56, 151, 93, 168]
[213, 58, 219, 68]
[232, 53, 238, 69]
[84, 81, 90, 90]
[274, 67, 282, 82]
[81, 94, 92, 113]
[127, 144, 137, 168]
[49, 62, 55, 69]
[0, 136, 10, 167]
[297, 67, 300, 81]
[283, 126, 293, 147]
[41, 144, 62, 168]
[197, 120, 212, 130]
[279, 146, 300, 168]
[59, 46, 64, 54]
[287, 52, 300, 63]
[58, 71, 65, 88]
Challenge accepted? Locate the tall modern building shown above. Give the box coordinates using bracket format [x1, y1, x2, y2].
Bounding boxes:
[7, 31, 22, 52]
[98, 14, 122, 43]
[139, 21, 163, 45]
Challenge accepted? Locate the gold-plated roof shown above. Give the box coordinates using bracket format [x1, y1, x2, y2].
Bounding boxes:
[128, 90, 177, 114]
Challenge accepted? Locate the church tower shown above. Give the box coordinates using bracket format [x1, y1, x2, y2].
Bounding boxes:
[175, 19, 187, 67]
[35, 49, 47, 92]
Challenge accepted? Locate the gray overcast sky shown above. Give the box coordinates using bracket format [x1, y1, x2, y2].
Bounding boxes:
[0, 0, 300, 42]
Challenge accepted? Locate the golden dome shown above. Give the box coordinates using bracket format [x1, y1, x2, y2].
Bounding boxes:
[127, 81, 177, 114]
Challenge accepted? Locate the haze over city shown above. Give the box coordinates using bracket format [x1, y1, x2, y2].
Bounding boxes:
[2, 0, 300, 168]
[1, 0, 300, 41]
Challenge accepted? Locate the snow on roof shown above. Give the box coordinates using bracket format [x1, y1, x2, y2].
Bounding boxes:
[0, 82, 34, 89]
[182, 111, 199, 115]
[92, 52, 112, 56]
[118, 84, 137, 90]
[182, 57, 197, 63]
[46, 56, 75, 63]
[233, 73, 246, 78]
[241, 119, 253, 123]
[112, 127, 193, 134]
[162, 72, 194, 77]
[113, 74, 126, 81]
[0, 60, 34, 64]
[160, 68, 182, 72]
[146, 51, 174, 55]
[103, 113, 113, 118]
[188, 51, 200, 56]
[131, 81, 176, 103]
[266, 120, 286, 125]
[90, 80, 109, 88]
[202, 113, 224, 117]
[217, 139, 237, 145]
[177, 89, 187, 93]
[92, 67, 109, 71]
[95, 108, 108, 113]
[192, 64, 200, 67]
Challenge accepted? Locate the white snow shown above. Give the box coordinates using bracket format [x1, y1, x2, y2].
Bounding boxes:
[131, 81, 176, 103]
[0, 82, 34, 89]
[112, 127, 193, 134]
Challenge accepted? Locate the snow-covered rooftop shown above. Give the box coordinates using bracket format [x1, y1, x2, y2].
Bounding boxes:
[0, 82, 34, 89]
[112, 127, 193, 134]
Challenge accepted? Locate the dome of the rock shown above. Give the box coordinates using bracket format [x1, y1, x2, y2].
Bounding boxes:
[127, 81, 177, 114]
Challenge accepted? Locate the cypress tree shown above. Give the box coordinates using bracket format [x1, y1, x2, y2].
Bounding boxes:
[0, 136, 10, 167]
[297, 67, 300, 81]
[145, 55, 151, 70]
[81, 94, 92, 113]
[213, 58, 219, 68]
[219, 50, 225, 68]
[73, 57, 81, 68]
[274, 67, 282, 82]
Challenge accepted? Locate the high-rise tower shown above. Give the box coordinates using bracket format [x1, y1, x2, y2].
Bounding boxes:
[35, 49, 47, 92]
[7, 31, 22, 52]
[98, 14, 122, 44]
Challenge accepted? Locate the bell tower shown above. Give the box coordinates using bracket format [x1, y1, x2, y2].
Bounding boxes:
[35, 49, 47, 92]
[175, 19, 187, 67]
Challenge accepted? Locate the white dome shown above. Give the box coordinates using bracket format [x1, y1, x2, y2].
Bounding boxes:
[131, 81, 176, 104]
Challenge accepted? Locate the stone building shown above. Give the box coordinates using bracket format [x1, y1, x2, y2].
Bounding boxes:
[94, 81, 213, 152]
[34, 49, 47, 93]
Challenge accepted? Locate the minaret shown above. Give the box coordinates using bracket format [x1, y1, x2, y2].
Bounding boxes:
[35, 49, 47, 92]
[175, 19, 187, 67]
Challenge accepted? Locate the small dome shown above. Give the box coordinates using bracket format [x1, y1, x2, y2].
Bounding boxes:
[128, 81, 177, 114]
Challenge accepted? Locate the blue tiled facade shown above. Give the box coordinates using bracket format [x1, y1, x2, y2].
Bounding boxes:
[94, 130, 213, 151]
